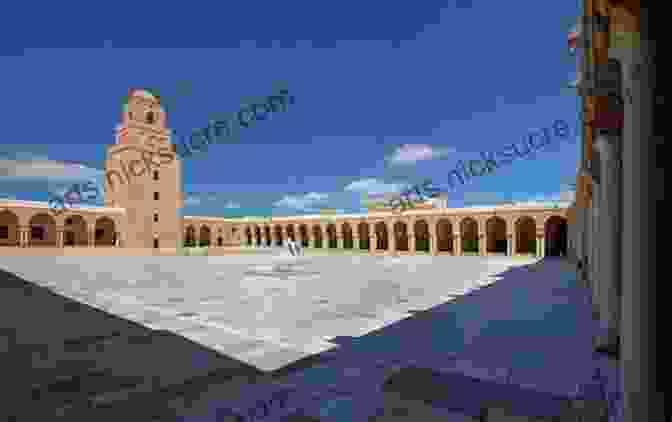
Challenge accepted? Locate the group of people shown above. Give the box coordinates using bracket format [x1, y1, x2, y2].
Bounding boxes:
[286, 238, 303, 256]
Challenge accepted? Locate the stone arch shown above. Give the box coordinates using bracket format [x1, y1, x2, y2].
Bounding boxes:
[486, 216, 507, 254]
[545, 215, 568, 257]
[460, 217, 479, 254]
[358, 222, 370, 250]
[299, 225, 309, 247]
[326, 224, 337, 248]
[199, 225, 211, 247]
[264, 226, 272, 246]
[286, 225, 296, 241]
[95, 217, 116, 246]
[254, 226, 262, 246]
[0, 209, 19, 246]
[274, 225, 284, 246]
[436, 218, 453, 253]
[28, 213, 57, 247]
[393, 221, 408, 251]
[414, 219, 430, 252]
[185, 225, 197, 246]
[63, 215, 88, 246]
[342, 223, 353, 249]
[515, 216, 537, 255]
[312, 225, 323, 248]
[374, 222, 388, 250]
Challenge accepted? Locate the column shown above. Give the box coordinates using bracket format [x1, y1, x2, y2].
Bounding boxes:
[622, 14, 661, 419]
[429, 221, 438, 256]
[336, 230, 343, 249]
[453, 233, 461, 256]
[353, 235, 360, 250]
[510, 233, 516, 256]
[19, 226, 29, 247]
[369, 226, 377, 254]
[409, 229, 416, 254]
[478, 233, 486, 256]
[56, 228, 64, 248]
[88, 224, 95, 247]
[595, 135, 621, 354]
[388, 223, 396, 256]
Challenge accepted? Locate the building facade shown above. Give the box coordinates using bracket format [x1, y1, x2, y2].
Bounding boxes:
[569, 1, 662, 420]
[0, 89, 571, 257]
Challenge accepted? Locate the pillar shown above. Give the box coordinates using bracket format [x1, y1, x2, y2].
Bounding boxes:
[453, 233, 461, 256]
[388, 223, 396, 255]
[409, 231, 416, 254]
[353, 235, 360, 250]
[478, 233, 486, 256]
[369, 226, 376, 254]
[508, 232, 515, 256]
[56, 228, 64, 248]
[88, 224, 95, 247]
[19, 226, 29, 247]
[621, 13, 661, 419]
[429, 221, 438, 256]
[594, 134, 621, 353]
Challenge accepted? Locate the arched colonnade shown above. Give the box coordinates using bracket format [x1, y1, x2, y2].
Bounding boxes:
[237, 210, 569, 257]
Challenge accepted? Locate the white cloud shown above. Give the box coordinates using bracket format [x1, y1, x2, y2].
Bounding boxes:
[343, 178, 408, 195]
[224, 201, 241, 208]
[184, 195, 201, 206]
[513, 190, 575, 206]
[386, 144, 455, 165]
[273, 192, 329, 211]
[0, 155, 103, 182]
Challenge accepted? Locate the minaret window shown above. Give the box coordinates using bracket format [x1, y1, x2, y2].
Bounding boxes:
[154, 213, 159, 222]
[154, 192, 159, 200]
[153, 170, 159, 181]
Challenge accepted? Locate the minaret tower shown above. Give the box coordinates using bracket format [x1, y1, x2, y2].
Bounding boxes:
[104, 89, 183, 249]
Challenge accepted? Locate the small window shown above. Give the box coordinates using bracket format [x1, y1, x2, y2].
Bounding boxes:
[146, 111, 155, 124]
[0, 226, 9, 239]
[154, 213, 159, 222]
[154, 192, 159, 200]
[153, 171, 159, 180]
[153, 238, 159, 248]
[31, 226, 45, 240]
[65, 217, 73, 225]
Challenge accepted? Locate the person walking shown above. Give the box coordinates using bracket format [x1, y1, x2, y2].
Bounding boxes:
[287, 238, 296, 256]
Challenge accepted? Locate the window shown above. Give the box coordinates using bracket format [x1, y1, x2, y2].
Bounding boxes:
[0, 226, 8, 239]
[153, 170, 159, 180]
[154, 192, 159, 200]
[153, 238, 159, 248]
[146, 111, 155, 124]
[95, 229, 105, 240]
[154, 213, 159, 222]
[31, 226, 45, 240]
[65, 217, 72, 225]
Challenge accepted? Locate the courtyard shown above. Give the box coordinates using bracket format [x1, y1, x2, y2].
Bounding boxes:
[0, 252, 536, 372]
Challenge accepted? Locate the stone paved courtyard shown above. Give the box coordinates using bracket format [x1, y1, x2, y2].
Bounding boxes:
[0, 253, 537, 372]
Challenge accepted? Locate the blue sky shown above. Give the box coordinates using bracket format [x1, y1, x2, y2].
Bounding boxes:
[1, 1, 581, 217]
